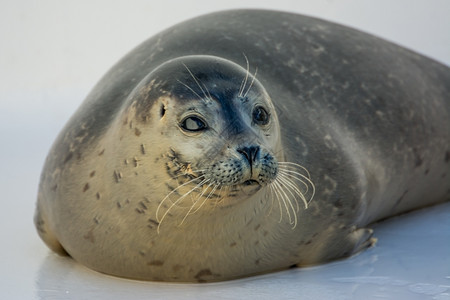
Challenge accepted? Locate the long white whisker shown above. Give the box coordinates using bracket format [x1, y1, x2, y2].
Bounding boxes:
[273, 180, 294, 225]
[182, 63, 209, 100]
[243, 67, 258, 98]
[239, 54, 250, 97]
[276, 179, 298, 227]
[176, 79, 204, 102]
[203, 183, 219, 206]
[200, 81, 212, 101]
[156, 176, 204, 220]
[158, 177, 208, 221]
[156, 177, 208, 233]
[266, 184, 276, 217]
[278, 163, 315, 205]
[187, 182, 218, 217]
[277, 173, 306, 210]
[269, 183, 284, 222]
[276, 175, 300, 212]
[213, 185, 225, 209]
[279, 167, 314, 189]
[278, 169, 310, 192]
[278, 169, 315, 205]
[278, 162, 312, 178]
[179, 182, 220, 226]
[282, 175, 308, 207]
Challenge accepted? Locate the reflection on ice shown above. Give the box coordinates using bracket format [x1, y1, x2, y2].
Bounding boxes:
[35, 202, 450, 300]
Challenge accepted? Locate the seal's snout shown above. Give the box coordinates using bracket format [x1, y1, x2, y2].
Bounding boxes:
[237, 145, 278, 185]
[204, 144, 277, 188]
[238, 146, 261, 186]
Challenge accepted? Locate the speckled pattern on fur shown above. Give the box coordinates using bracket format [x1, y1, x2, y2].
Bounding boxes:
[35, 10, 450, 282]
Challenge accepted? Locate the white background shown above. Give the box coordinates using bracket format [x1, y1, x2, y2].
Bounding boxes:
[0, 1, 449, 299]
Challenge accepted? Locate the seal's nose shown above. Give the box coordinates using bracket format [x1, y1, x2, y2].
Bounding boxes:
[237, 146, 260, 168]
[237, 146, 261, 185]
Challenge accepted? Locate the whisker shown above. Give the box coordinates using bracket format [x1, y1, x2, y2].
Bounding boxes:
[278, 180, 297, 227]
[278, 170, 310, 194]
[278, 162, 315, 205]
[182, 63, 209, 101]
[274, 180, 297, 228]
[164, 169, 206, 184]
[179, 182, 221, 226]
[283, 175, 309, 208]
[266, 184, 276, 217]
[156, 176, 205, 216]
[213, 185, 225, 209]
[203, 183, 220, 207]
[156, 177, 208, 233]
[239, 53, 250, 97]
[278, 168, 315, 199]
[276, 173, 306, 210]
[200, 81, 212, 101]
[176, 79, 204, 102]
[158, 177, 208, 218]
[187, 182, 218, 217]
[218, 185, 232, 207]
[151, 168, 204, 191]
[269, 183, 284, 222]
[273, 180, 294, 225]
[243, 67, 258, 98]
[278, 162, 312, 178]
[276, 175, 300, 212]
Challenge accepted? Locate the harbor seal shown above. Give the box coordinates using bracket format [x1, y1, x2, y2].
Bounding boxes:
[34, 10, 450, 282]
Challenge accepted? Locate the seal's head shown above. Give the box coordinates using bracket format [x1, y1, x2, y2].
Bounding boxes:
[119, 55, 312, 229]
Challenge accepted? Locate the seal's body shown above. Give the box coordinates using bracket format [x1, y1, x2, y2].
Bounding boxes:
[35, 10, 450, 282]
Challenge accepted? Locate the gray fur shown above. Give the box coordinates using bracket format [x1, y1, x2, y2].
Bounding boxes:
[35, 10, 450, 282]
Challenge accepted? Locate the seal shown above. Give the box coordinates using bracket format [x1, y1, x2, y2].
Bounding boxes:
[34, 10, 450, 282]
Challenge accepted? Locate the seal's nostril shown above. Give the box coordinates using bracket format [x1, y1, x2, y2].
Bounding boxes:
[237, 146, 260, 165]
[237, 148, 249, 162]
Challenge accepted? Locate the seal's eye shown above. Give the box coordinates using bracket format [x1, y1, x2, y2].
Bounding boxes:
[181, 116, 207, 132]
[252, 106, 270, 126]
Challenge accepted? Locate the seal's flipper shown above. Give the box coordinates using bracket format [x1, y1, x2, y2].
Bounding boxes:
[346, 227, 377, 256]
[301, 227, 376, 265]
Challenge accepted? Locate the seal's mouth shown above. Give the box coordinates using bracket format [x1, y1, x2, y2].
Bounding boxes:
[242, 179, 260, 186]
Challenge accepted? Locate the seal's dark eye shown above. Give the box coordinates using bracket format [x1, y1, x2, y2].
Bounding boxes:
[252, 106, 270, 126]
[181, 116, 207, 132]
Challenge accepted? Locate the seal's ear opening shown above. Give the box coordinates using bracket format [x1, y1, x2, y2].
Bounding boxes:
[160, 104, 166, 119]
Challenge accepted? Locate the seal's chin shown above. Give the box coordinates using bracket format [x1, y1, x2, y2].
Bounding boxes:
[237, 179, 263, 196]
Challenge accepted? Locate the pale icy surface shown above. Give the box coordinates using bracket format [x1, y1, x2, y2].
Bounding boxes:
[32, 203, 450, 299]
[0, 1, 449, 299]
